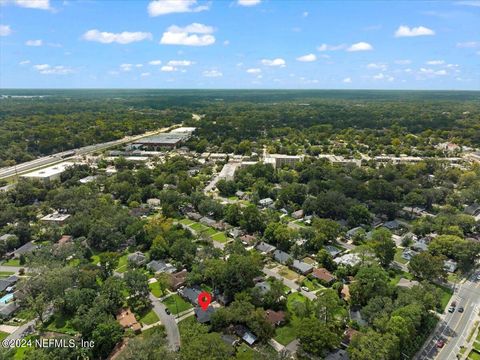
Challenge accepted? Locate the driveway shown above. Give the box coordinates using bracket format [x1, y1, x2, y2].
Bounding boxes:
[149, 293, 180, 351]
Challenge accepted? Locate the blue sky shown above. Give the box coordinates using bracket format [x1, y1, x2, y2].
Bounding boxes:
[0, 0, 479, 89]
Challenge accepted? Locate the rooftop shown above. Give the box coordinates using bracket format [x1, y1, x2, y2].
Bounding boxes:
[21, 162, 74, 179]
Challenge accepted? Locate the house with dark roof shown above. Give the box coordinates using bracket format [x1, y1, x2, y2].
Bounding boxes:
[168, 269, 188, 290]
[311, 268, 336, 284]
[194, 306, 216, 323]
[0, 302, 19, 319]
[258, 198, 274, 208]
[0, 234, 15, 244]
[273, 250, 292, 264]
[292, 259, 313, 275]
[324, 245, 342, 258]
[346, 227, 363, 240]
[221, 334, 239, 347]
[265, 310, 286, 327]
[200, 217, 216, 227]
[234, 325, 257, 346]
[465, 203, 480, 217]
[7, 241, 37, 259]
[178, 287, 202, 305]
[383, 220, 401, 231]
[0, 275, 18, 292]
[147, 260, 177, 274]
[256, 242, 276, 254]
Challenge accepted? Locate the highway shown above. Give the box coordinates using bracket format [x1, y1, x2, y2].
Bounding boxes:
[416, 272, 480, 360]
[0, 126, 173, 180]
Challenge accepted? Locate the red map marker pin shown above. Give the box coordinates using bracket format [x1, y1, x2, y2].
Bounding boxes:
[197, 291, 212, 311]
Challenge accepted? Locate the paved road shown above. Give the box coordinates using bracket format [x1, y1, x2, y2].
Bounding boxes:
[416, 272, 480, 360]
[0, 265, 24, 273]
[149, 293, 180, 351]
[262, 267, 317, 301]
[0, 126, 173, 180]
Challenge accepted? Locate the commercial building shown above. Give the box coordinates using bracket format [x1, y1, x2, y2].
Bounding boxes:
[40, 213, 71, 225]
[264, 154, 304, 169]
[133, 133, 189, 149]
[21, 162, 74, 182]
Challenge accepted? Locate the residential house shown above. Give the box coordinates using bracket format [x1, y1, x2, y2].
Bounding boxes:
[383, 220, 401, 231]
[402, 249, 417, 261]
[341, 327, 359, 348]
[411, 239, 428, 252]
[128, 251, 147, 266]
[444, 259, 458, 273]
[0, 234, 15, 244]
[7, 241, 38, 259]
[292, 259, 313, 275]
[235, 190, 246, 199]
[256, 242, 276, 254]
[116, 308, 141, 333]
[340, 285, 350, 302]
[129, 207, 151, 218]
[273, 250, 292, 265]
[239, 234, 257, 246]
[186, 212, 203, 221]
[57, 235, 73, 246]
[311, 268, 336, 285]
[168, 269, 188, 290]
[40, 213, 70, 226]
[291, 209, 304, 220]
[146, 198, 161, 208]
[194, 306, 216, 323]
[333, 253, 361, 267]
[227, 228, 244, 239]
[221, 335, 240, 347]
[200, 217, 216, 227]
[0, 302, 19, 319]
[0, 275, 18, 292]
[258, 198, 274, 208]
[265, 310, 286, 327]
[254, 281, 271, 296]
[324, 245, 342, 258]
[234, 325, 257, 346]
[147, 260, 177, 274]
[346, 227, 363, 240]
[178, 287, 202, 306]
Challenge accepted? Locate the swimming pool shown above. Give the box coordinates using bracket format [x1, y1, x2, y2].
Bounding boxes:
[0, 293, 13, 304]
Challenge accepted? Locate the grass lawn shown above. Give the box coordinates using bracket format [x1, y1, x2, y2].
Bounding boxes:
[46, 313, 77, 336]
[302, 257, 316, 265]
[302, 278, 322, 292]
[179, 218, 194, 226]
[163, 294, 192, 315]
[448, 273, 460, 283]
[394, 247, 409, 264]
[190, 222, 209, 232]
[211, 232, 228, 243]
[139, 309, 159, 325]
[236, 343, 257, 360]
[287, 292, 307, 312]
[436, 284, 454, 312]
[115, 253, 129, 273]
[0, 331, 8, 341]
[2, 259, 20, 267]
[203, 228, 217, 236]
[278, 266, 300, 281]
[274, 322, 297, 345]
[0, 271, 15, 277]
[90, 254, 100, 265]
[469, 350, 480, 360]
[228, 196, 239, 201]
[149, 281, 163, 298]
[474, 341, 480, 352]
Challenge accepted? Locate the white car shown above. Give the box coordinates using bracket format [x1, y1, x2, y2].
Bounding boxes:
[301, 286, 310, 292]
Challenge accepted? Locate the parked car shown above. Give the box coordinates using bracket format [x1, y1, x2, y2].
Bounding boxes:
[448, 306, 455, 313]
[436, 340, 445, 348]
[165, 308, 171, 315]
[458, 307, 464, 313]
[451, 301, 457, 307]
[301, 286, 310, 292]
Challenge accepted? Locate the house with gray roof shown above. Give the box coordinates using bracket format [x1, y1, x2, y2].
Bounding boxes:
[127, 251, 147, 266]
[147, 260, 177, 274]
[194, 306, 216, 323]
[273, 250, 292, 264]
[178, 287, 202, 305]
[255, 242, 276, 254]
[292, 260, 313, 275]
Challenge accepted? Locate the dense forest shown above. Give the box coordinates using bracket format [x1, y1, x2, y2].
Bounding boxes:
[1, 90, 479, 166]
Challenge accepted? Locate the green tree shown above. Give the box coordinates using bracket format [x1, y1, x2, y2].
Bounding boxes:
[408, 252, 447, 281]
[350, 266, 390, 306]
[298, 317, 340, 356]
[369, 228, 395, 267]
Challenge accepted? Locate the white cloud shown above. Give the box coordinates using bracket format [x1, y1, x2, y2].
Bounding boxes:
[203, 69, 222, 77]
[135, 64, 143, 68]
[238, 0, 261, 6]
[367, 63, 387, 70]
[456, 1, 480, 6]
[347, 42, 373, 52]
[261, 58, 286, 67]
[120, 64, 133, 71]
[26, 39, 43, 46]
[0, 25, 12, 36]
[3, 0, 51, 10]
[296, 53, 316, 62]
[33, 64, 73, 75]
[148, 0, 209, 16]
[149, 60, 162, 65]
[456, 41, 480, 48]
[141, 72, 151, 77]
[19, 60, 30, 65]
[223, 40, 230, 46]
[82, 29, 152, 44]
[160, 23, 215, 46]
[167, 60, 194, 66]
[394, 59, 412, 65]
[302, 11, 309, 17]
[373, 73, 394, 81]
[419, 67, 448, 76]
[394, 25, 435, 37]
[161, 65, 176, 72]
[317, 43, 346, 51]
[426, 60, 445, 65]
[246, 68, 261, 74]
[343, 77, 352, 83]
